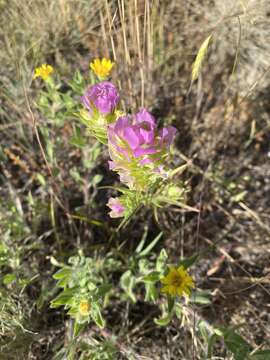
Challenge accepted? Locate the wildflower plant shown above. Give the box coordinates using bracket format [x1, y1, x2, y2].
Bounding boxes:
[160, 265, 195, 298]
[50, 253, 111, 329]
[139, 250, 198, 326]
[76, 58, 192, 221]
[32, 58, 203, 357]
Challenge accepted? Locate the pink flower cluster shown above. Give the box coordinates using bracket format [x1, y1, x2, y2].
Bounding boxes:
[107, 109, 176, 217]
[81, 81, 176, 218]
[108, 108, 176, 187]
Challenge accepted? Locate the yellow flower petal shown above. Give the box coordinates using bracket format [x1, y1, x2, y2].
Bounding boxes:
[34, 64, 54, 81]
[160, 265, 195, 298]
[90, 58, 114, 79]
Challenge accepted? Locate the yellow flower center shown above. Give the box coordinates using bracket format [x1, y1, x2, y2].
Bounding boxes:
[79, 300, 90, 316]
[171, 273, 183, 287]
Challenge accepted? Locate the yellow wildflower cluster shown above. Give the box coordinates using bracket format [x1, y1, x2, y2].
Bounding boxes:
[160, 266, 195, 298]
[34, 64, 54, 81]
[90, 58, 114, 79]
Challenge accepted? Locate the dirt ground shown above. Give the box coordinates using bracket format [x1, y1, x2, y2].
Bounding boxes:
[0, 1, 269, 359]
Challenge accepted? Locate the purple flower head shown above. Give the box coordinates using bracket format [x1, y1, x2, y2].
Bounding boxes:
[108, 108, 177, 189]
[108, 109, 158, 159]
[108, 108, 176, 160]
[81, 81, 120, 115]
[107, 197, 125, 218]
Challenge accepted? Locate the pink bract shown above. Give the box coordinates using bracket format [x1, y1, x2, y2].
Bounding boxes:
[107, 197, 125, 218]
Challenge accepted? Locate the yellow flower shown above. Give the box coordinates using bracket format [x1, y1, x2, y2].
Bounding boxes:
[160, 266, 195, 298]
[34, 64, 54, 81]
[90, 58, 114, 79]
[78, 299, 90, 316]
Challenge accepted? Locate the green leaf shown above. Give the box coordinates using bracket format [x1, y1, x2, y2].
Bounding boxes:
[91, 302, 105, 328]
[135, 238, 146, 254]
[50, 289, 77, 308]
[36, 173, 46, 186]
[178, 253, 199, 269]
[67, 307, 78, 316]
[53, 268, 72, 280]
[69, 70, 86, 95]
[69, 135, 86, 149]
[73, 321, 85, 337]
[189, 290, 211, 304]
[120, 270, 136, 303]
[156, 248, 168, 272]
[145, 283, 158, 302]
[231, 191, 247, 203]
[207, 334, 218, 358]
[167, 296, 175, 313]
[61, 93, 74, 110]
[219, 328, 251, 360]
[249, 350, 270, 360]
[154, 313, 172, 326]
[71, 214, 103, 226]
[3, 273, 16, 285]
[56, 278, 70, 288]
[175, 303, 183, 319]
[198, 320, 209, 343]
[169, 163, 190, 177]
[138, 258, 149, 273]
[141, 271, 160, 283]
[91, 174, 103, 186]
[94, 284, 112, 298]
[135, 226, 148, 254]
[139, 232, 163, 258]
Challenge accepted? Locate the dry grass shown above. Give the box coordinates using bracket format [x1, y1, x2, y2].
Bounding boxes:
[0, 0, 270, 359]
[205, 0, 270, 92]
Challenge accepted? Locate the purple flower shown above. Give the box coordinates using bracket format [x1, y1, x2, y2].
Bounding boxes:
[108, 108, 176, 160]
[107, 197, 125, 218]
[81, 81, 120, 115]
[108, 108, 176, 189]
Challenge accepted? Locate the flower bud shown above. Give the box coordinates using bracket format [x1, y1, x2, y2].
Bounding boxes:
[107, 197, 125, 218]
[81, 81, 119, 116]
[80, 81, 120, 143]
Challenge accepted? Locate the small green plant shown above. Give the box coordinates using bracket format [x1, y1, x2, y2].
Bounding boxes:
[51, 252, 112, 331]
[198, 322, 270, 360]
